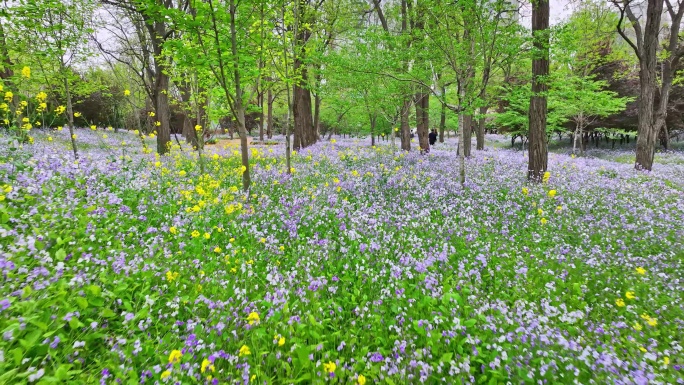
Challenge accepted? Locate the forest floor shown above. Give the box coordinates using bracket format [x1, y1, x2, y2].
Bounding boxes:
[1, 128, 683, 384]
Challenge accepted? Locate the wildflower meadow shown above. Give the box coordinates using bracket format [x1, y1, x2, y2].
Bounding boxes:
[1, 129, 683, 384]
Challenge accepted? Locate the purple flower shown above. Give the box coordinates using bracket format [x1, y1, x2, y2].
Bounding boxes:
[370, 352, 384, 363]
[0, 299, 9, 311]
[49, 336, 60, 349]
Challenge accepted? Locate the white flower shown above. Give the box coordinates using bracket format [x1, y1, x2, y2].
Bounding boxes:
[28, 368, 44, 383]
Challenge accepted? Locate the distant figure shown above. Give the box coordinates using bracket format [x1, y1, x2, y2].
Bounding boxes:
[429, 129, 437, 146]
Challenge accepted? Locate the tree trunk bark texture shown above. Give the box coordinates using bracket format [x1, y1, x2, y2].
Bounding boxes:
[528, 0, 549, 181]
[415, 90, 430, 152]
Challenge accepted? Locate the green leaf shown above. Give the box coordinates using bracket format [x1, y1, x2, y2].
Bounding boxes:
[101, 308, 116, 318]
[75, 297, 88, 310]
[464, 319, 477, 327]
[55, 364, 71, 381]
[55, 248, 66, 261]
[440, 352, 453, 363]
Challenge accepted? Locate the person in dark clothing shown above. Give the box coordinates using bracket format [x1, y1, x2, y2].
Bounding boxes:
[428, 129, 437, 146]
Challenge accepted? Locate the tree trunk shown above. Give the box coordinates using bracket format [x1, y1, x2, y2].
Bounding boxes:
[370, 115, 376, 146]
[457, 84, 466, 185]
[439, 86, 446, 143]
[267, 88, 274, 139]
[62, 72, 78, 159]
[258, 87, 264, 142]
[415, 90, 430, 152]
[463, 114, 472, 157]
[476, 105, 486, 150]
[528, 0, 549, 181]
[400, 98, 411, 151]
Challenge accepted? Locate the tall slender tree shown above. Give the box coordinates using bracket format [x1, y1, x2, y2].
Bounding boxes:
[528, 0, 549, 181]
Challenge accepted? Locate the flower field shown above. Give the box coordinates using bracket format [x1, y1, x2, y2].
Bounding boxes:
[1, 130, 683, 384]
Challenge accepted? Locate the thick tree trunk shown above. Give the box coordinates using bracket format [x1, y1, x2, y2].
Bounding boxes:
[415, 90, 430, 152]
[463, 114, 473, 157]
[292, 18, 316, 150]
[528, 0, 549, 181]
[476, 105, 486, 150]
[155, 71, 171, 155]
[400, 98, 411, 151]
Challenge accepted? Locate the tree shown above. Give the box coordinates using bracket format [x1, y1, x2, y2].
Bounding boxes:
[612, 0, 684, 170]
[528, 0, 549, 181]
[102, 0, 188, 155]
[12, 0, 96, 159]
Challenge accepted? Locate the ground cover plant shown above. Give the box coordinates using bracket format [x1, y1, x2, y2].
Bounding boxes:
[1, 130, 683, 384]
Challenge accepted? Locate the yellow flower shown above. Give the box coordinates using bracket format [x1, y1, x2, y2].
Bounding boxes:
[21, 66, 30, 78]
[0, 195, 4, 201]
[178, 170, 186, 177]
[90, 125, 97, 131]
[634, 322, 642, 331]
[168, 349, 182, 364]
[165, 271, 179, 282]
[540, 218, 547, 225]
[323, 361, 336, 373]
[626, 291, 635, 300]
[201, 358, 215, 373]
[214, 247, 221, 253]
[4, 91, 13, 101]
[155, 121, 161, 127]
[55, 105, 66, 114]
[647, 317, 657, 327]
[191, 230, 200, 238]
[154, 161, 161, 168]
[640, 313, 650, 320]
[664, 357, 670, 366]
[247, 311, 260, 325]
[639, 346, 647, 353]
[229, 238, 235, 243]
[149, 111, 155, 117]
[259, 237, 266, 243]
[124, 89, 131, 96]
[542, 171, 550, 183]
[278, 336, 285, 346]
[72, 134, 77, 140]
[2, 186, 11, 193]
[47, 136, 52, 142]
[195, 124, 202, 131]
[239, 345, 251, 356]
[203, 232, 210, 239]
[547, 190, 556, 198]
[537, 208, 543, 216]
[556, 205, 562, 212]
[57, 126, 63, 131]
[522, 187, 529, 196]
[615, 298, 625, 307]
[102, 134, 108, 139]
[636, 267, 646, 275]
[36, 92, 47, 102]
[169, 226, 177, 234]
[357, 374, 367, 385]
[160, 370, 171, 379]
[74, 112, 81, 118]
